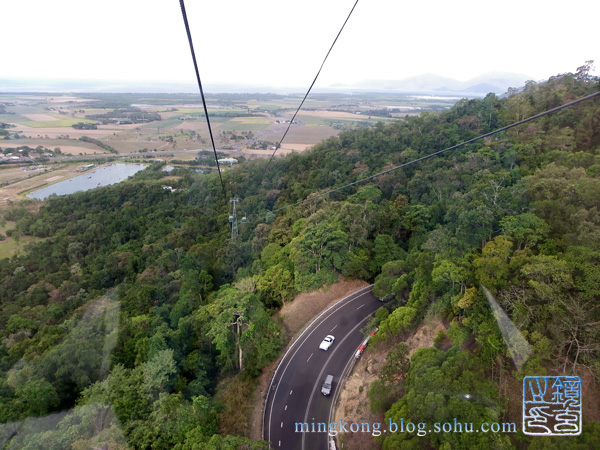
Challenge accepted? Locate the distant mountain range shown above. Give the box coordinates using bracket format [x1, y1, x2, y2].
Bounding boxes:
[0, 72, 532, 95]
[329, 72, 533, 96]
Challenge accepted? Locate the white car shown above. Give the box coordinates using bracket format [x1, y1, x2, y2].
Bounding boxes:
[319, 335, 335, 351]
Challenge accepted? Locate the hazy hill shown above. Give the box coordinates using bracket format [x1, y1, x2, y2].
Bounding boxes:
[1, 72, 531, 95]
[341, 71, 533, 95]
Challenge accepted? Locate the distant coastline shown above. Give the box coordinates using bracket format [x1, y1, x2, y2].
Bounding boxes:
[0, 71, 532, 96]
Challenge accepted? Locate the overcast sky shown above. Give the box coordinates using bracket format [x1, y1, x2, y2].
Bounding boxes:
[2, 0, 598, 91]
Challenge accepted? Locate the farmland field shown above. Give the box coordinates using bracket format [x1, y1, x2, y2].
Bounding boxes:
[22, 117, 97, 128]
[0, 90, 466, 211]
[217, 117, 271, 132]
[0, 90, 462, 173]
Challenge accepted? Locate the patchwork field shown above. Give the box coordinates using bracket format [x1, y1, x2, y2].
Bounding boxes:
[22, 113, 60, 122]
[0, 91, 461, 181]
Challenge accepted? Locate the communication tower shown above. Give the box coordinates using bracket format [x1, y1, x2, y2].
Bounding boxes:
[229, 197, 239, 239]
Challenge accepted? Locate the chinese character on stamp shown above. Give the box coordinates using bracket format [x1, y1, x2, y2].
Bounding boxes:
[523, 376, 582, 435]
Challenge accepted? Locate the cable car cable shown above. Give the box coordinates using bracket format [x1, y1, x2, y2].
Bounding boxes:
[179, 0, 227, 199]
[265, 0, 360, 170]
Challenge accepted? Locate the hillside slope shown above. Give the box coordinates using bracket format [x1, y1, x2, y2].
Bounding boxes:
[0, 66, 599, 449]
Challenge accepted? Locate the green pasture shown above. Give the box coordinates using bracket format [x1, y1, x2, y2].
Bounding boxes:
[246, 101, 283, 111]
[210, 108, 249, 115]
[217, 118, 270, 132]
[16, 117, 97, 128]
[0, 113, 31, 123]
[0, 222, 45, 260]
[0, 137, 100, 151]
[0, 235, 44, 259]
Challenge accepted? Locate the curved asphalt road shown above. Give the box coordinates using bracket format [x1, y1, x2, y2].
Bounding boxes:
[264, 286, 381, 450]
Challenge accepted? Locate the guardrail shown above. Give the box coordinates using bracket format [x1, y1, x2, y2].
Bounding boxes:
[328, 328, 377, 448]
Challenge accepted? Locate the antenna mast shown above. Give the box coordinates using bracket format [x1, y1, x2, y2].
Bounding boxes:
[229, 197, 239, 240]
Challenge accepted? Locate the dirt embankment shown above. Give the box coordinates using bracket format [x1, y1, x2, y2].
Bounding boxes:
[333, 318, 447, 450]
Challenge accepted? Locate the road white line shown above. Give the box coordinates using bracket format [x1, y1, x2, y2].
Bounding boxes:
[281, 422, 284, 428]
[285, 405, 288, 411]
[301, 312, 376, 450]
[278, 441, 281, 447]
[330, 324, 338, 332]
[356, 303, 365, 310]
[290, 390, 293, 396]
[306, 353, 314, 363]
[264, 285, 373, 444]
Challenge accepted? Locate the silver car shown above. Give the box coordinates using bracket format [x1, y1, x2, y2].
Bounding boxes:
[321, 374, 334, 396]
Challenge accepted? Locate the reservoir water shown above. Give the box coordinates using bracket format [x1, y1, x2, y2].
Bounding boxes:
[27, 163, 147, 200]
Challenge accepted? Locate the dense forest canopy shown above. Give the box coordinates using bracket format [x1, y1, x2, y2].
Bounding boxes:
[0, 67, 599, 449]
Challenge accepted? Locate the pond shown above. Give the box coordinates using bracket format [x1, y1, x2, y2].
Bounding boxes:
[27, 163, 147, 200]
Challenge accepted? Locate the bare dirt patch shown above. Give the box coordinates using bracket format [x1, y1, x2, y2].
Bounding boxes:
[98, 123, 141, 132]
[22, 113, 59, 122]
[258, 125, 338, 147]
[10, 125, 110, 139]
[247, 279, 369, 441]
[279, 279, 369, 339]
[403, 318, 447, 358]
[173, 121, 206, 131]
[9, 123, 136, 140]
[279, 143, 312, 152]
[0, 167, 35, 185]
